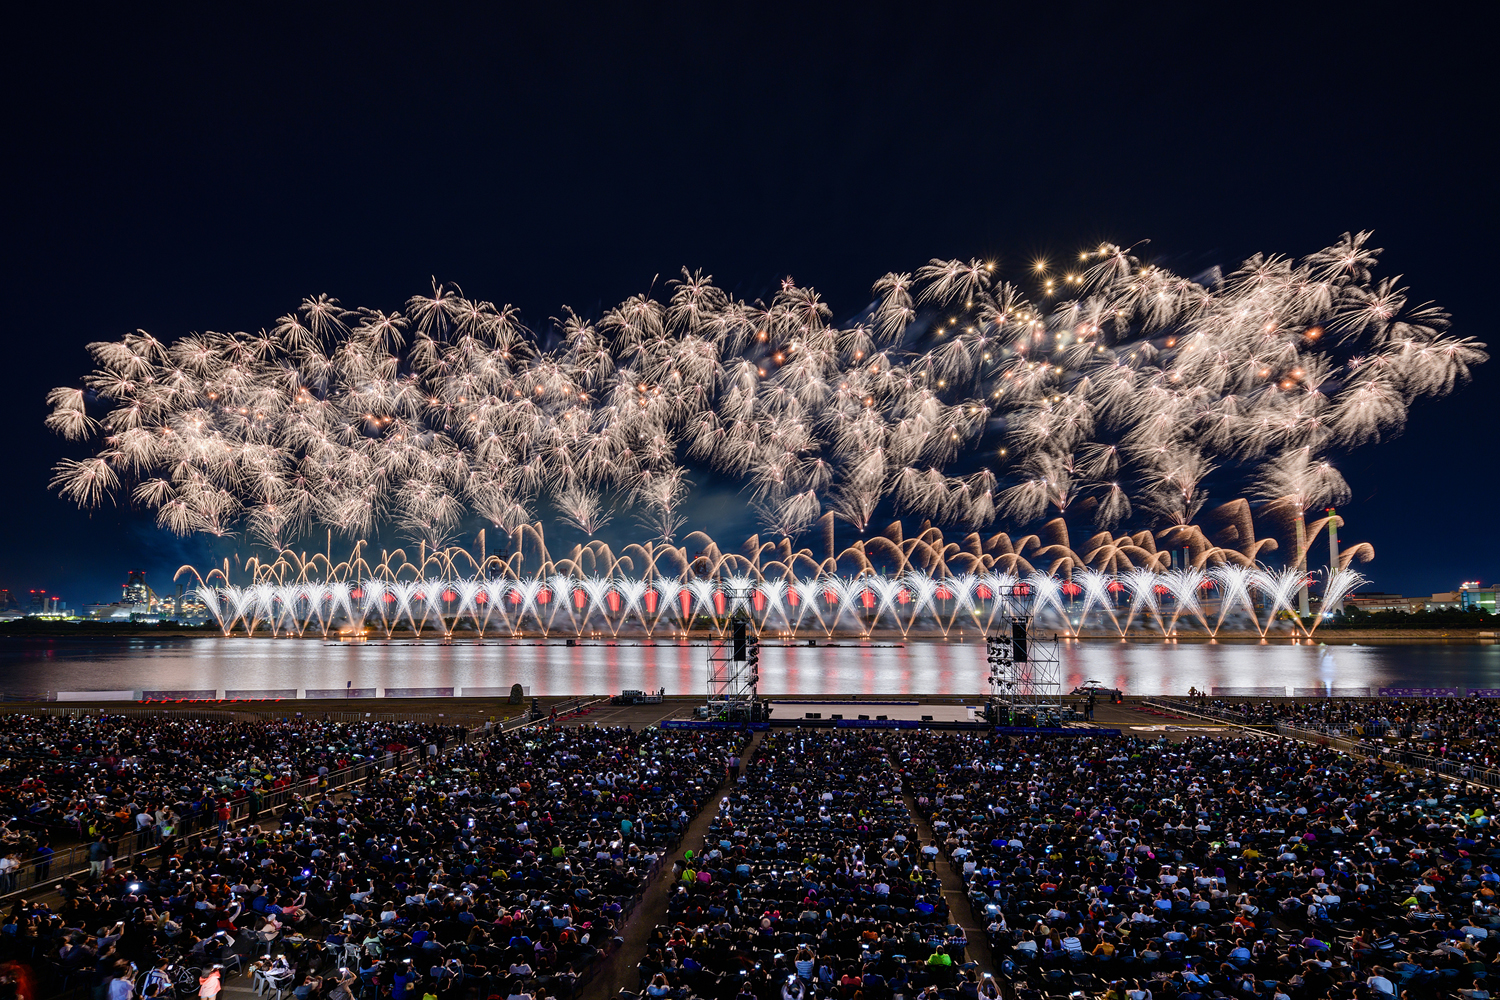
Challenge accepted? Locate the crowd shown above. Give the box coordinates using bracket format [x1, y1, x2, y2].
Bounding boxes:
[633, 731, 974, 1000]
[632, 722, 1500, 1000]
[10, 704, 1500, 1000]
[0, 713, 468, 847]
[907, 730, 1500, 1000]
[1181, 696, 1500, 743]
[0, 719, 741, 1000]
[1179, 695, 1500, 781]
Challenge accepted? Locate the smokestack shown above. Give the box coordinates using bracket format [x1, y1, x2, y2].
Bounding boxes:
[1326, 507, 1342, 613]
[1296, 512, 1310, 618]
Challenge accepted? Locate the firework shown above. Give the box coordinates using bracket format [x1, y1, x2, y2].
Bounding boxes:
[185, 526, 1363, 641]
[48, 234, 1483, 553]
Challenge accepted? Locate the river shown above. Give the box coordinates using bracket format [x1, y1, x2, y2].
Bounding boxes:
[3, 635, 1500, 699]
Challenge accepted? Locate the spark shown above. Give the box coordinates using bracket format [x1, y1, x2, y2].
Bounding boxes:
[45, 238, 1482, 552]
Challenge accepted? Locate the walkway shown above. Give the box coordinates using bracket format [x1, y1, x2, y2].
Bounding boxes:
[582, 730, 997, 999]
[579, 731, 764, 1000]
[903, 788, 995, 977]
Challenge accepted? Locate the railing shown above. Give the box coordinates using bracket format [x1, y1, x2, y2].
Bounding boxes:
[1267, 715, 1500, 743]
[1151, 699, 1498, 740]
[0, 697, 611, 898]
[1173, 700, 1278, 725]
[0, 705, 263, 724]
[0, 728, 481, 898]
[7, 693, 704, 1000]
[1139, 699, 1279, 729]
[1270, 720, 1500, 789]
[0, 704, 495, 727]
[1140, 698, 1500, 792]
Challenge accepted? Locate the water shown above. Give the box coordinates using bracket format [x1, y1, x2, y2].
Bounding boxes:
[3, 636, 1500, 698]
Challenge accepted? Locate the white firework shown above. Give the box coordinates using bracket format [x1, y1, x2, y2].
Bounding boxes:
[45, 238, 1480, 558]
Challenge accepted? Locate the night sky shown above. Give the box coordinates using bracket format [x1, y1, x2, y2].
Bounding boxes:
[1, 4, 1491, 607]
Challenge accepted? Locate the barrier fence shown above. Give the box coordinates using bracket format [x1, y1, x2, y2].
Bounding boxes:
[14, 685, 535, 703]
[1141, 697, 1500, 792]
[0, 704, 495, 729]
[1266, 720, 1500, 790]
[0, 695, 606, 899]
[1155, 698, 1492, 740]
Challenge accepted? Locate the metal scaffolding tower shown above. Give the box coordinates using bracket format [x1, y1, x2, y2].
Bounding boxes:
[984, 588, 1062, 725]
[707, 616, 761, 720]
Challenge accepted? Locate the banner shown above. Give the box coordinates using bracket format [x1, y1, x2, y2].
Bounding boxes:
[141, 689, 217, 701]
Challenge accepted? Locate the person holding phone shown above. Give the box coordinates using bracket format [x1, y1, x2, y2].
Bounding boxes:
[198, 965, 222, 1000]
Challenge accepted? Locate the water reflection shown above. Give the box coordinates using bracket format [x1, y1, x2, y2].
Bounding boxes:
[0, 637, 1497, 698]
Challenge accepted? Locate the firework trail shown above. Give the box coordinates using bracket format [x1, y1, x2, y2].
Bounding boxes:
[48, 235, 1484, 553]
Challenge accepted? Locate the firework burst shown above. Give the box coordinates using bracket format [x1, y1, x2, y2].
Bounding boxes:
[48, 234, 1483, 551]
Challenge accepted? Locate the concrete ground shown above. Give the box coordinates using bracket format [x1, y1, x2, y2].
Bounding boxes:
[549, 696, 1268, 742]
[556, 699, 697, 728]
[1087, 699, 1266, 741]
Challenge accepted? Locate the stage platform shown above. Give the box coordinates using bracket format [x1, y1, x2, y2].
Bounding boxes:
[770, 700, 981, 723]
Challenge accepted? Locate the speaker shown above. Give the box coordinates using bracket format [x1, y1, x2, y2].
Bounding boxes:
[858, 714, 870, 720]
[921, 714, 933, 722]
[830, 714, 843, 720]
[876, 715, 888, 721]
[806, 712, 821, 719]
[732, 621, 747, 661]
[1011, 619, 1029, 662]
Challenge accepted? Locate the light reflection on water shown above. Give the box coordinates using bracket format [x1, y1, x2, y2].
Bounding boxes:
[2, 637, 1500, 697]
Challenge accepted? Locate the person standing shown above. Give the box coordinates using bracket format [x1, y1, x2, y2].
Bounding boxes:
[198, 966, 222, 1000]
[35, 835, 53, 881]
[88, 835, 111, 879]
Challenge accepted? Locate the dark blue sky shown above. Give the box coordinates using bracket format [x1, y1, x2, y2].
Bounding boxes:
[1, 3, 1491, 606]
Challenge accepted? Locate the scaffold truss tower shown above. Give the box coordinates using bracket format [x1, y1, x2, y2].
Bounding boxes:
[707, 596, 760, 718]
[984, 587, 1062, 723]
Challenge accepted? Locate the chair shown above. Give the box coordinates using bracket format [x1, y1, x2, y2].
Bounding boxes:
[264, 969, 296, 1000]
